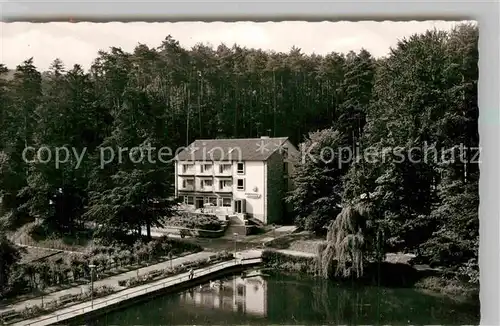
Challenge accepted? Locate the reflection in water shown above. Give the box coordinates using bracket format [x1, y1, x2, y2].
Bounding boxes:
[88, 270, 479, 325]
[178, 273, 268, 317]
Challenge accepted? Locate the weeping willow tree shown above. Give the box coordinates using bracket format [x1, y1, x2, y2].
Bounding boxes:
[318, 200, 372, 279]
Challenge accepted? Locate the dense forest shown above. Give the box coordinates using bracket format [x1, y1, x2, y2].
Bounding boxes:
[0, 23, 478, 290]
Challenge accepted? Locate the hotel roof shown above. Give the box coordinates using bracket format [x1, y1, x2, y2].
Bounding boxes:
[174, 137, 290, 161]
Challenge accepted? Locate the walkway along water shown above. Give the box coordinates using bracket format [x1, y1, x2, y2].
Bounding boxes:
[10, 250, 263, 326]
[0, 251, 214, 317]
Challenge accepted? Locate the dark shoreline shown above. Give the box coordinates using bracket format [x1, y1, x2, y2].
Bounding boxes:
[261, 250, 479, 303]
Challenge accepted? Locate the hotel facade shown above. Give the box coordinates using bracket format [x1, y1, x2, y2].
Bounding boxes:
[174, 137, 298, 225]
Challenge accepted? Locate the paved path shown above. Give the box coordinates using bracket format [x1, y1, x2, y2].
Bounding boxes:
[4, 248, 317, 325]
[2, 231, 315, 318]
[236, 249, 263, 259]
[0, 251, 214, 315]
[274, 226, 297, 233]
[12, 255, 263, 326]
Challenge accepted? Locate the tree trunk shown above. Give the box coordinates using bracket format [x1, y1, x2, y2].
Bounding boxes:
[146, 220, 151, 240]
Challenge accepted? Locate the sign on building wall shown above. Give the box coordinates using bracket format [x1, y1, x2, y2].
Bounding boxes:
[245, 193, 261, 199]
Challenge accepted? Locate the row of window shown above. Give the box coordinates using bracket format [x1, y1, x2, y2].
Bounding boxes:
[183, 196, 232, 207]
[181, 178, 245, 191]
[181, 162, 246, 174]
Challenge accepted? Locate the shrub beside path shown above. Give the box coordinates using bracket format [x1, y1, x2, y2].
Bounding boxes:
[0, 251, 215, 315]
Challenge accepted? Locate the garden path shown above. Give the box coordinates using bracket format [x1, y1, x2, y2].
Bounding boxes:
[0, 251, 214, 315]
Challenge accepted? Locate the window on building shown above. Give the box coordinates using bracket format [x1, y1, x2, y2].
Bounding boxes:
[204, 197, 217, 205]
[222, 198, 231, 207]
[237, 162, 245, 174]
[219, 164, 231, 173]
[219, 180, 232, 189]
[235, 199, 246, 214]
[182, 164, 193, 173]
[283, 162, 289, 174]
[200, 164, 212, 173]
[182, 179, 194, 188]
[237, 179, 245, 191]
[184, 196, 194, 205]
[202, 179, 213, 188]
[237, 284, 245, 296]
[282, 147, 288, 159]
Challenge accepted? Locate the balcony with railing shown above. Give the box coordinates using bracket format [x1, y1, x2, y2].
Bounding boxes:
[197, 178, 214, 192]
[179, 178, 195, 191]
[216, 163, 233, 176]
[198, 163, 214, 176]
[217, 179, 233, 193]
[179, 163, 195, 175]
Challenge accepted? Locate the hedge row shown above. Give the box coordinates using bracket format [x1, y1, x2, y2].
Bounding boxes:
[261, 250, 318, 275]
[165, 213, 224, 231]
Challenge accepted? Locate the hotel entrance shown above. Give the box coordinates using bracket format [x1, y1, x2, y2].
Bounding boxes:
[234, 199, 246, 214]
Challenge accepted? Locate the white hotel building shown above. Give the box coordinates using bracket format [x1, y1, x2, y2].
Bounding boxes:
[174, 137, 298, 225]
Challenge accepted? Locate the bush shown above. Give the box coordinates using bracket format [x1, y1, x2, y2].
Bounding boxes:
[157, 236, 202, 255]
[262, 250, 318, 275]
[116, 250, 132, 266]
[20, 305, 45, 319]
[458, 258, 479, 285]
[89, 245, 116, 256]
[415, 276, 478, 300]
[164, 213, 224, 231]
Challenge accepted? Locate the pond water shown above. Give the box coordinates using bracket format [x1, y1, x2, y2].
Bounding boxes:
[87, 270, 479, 325]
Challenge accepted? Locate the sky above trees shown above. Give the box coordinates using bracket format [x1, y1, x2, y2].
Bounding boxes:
[0, 20, 472, 71]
